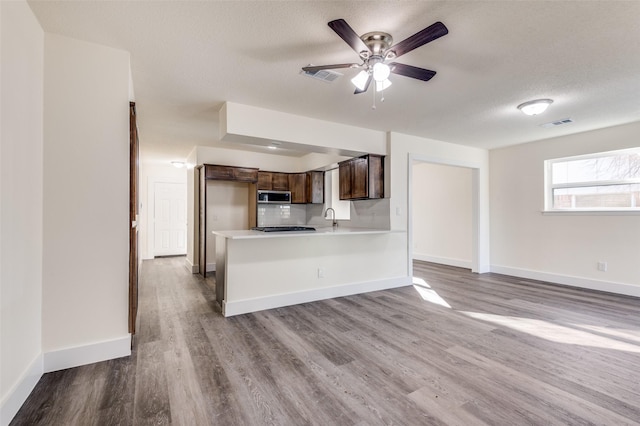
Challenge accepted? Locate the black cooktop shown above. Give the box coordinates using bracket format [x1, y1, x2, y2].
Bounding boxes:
[251, 226, 316, 232]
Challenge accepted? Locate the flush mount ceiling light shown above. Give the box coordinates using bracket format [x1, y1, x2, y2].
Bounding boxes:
[517, 99, 553, 116]
[171, 161, 185, 168]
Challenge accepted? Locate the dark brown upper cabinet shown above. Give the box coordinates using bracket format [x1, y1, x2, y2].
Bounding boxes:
[272, 173, 289, 191]
[339, 154, 384, 200]
[257, 171, 273, 190]
[306, 171, 324, 204]
[257, 171, 289, 191]
[288, 173, 307, 204]
[204, 164, 258, 183]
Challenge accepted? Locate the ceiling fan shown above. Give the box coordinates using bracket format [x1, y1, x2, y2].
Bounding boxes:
[302, 19, 448, 95]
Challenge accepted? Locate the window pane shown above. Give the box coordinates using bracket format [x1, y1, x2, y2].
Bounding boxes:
[552, 152, 640, 184]
[553, 184, 640, 209]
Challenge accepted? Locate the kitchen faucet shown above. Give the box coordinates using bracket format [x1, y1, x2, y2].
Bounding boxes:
[324, 207, 337, 228]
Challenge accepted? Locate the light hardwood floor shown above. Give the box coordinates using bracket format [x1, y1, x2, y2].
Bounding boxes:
[11, 257, 640, 425]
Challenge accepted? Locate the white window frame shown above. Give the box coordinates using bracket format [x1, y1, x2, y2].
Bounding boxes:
[544, 148, 640, 214]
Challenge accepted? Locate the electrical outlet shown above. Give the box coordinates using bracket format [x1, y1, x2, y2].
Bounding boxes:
[317, 268, 324, 278]
[597, 261, 608, 272]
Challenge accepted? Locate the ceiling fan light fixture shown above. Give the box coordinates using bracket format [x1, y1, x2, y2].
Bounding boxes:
[376, 79, 392, 92]
[351, 70, 370, 91]
[372, 62, 391, 82]
[517, 99, 553, 116]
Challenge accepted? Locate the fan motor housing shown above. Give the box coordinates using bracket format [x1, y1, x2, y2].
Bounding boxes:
[360, 32, 393, 56]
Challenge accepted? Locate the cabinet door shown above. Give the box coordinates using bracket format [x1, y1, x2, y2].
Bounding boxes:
[367, 155, 384, 199]
[306, 171, 324, 204]
[205, 164, 258, 183]
[205, 165, 235, 180]
[351, 157, 369, 199]
[272, 173, 289, 191]
[339, 161, 352, 200]
[233, 167, 258, 183]
[257, 171, 273, 190]
[289, 173, 307, 204]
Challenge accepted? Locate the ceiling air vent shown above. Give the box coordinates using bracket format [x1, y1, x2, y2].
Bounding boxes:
[540, 118, 574, 128]
[301, 68, 342, 83]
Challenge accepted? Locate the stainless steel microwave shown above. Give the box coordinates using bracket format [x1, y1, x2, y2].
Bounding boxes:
[257, 190, 291, 204]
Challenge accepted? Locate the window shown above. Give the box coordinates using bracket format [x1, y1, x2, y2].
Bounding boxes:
[545, 148, 640, 211]
[325, 168, 350, 220]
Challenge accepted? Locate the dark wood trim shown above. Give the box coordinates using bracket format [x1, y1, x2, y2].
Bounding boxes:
[128, 102, 139, 336]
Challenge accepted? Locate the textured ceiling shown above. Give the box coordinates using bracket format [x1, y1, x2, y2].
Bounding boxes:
[28, 1, 640, 162]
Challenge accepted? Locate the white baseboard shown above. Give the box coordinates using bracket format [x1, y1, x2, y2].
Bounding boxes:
[1, 354, 43, 426]
[490, 265, 640, 298]
[413, 253, 473, 270]
[185, 258, 199, 274]
[223, 276, 412, 317]
[43, 335, 131, 373]
[184, 259, 215, 274]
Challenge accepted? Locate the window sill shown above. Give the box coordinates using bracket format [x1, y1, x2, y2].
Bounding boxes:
[542, 210, 640, 216]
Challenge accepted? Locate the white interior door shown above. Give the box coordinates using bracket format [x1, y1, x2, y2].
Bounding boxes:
[154, 182, 187, 256]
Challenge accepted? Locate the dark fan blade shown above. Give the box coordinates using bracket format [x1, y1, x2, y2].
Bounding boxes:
[328, 19, 370, 54]
[389, 62, 436, 81]
[354, 75, 372, 94]
[302, 63, 358, 73]
[391, 21, 448, 58]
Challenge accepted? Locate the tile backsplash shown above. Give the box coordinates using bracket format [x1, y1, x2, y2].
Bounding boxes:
[257, 204, 307, 227]
[258, 199, 390, 229]
[306, 198, 390, 229]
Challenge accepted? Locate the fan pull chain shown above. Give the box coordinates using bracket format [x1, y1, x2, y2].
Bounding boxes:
[371, 85, 376, 110]
[371, 85, 387, 110]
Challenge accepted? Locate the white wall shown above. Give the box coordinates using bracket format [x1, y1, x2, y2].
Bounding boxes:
[42, 34, 131, 361]
[490, 122, 640, 295]
[221, 102, 387, 156]
[0, 1, 44, 423]
[412, 162, 473, 268]
[195, 145, 347, 172]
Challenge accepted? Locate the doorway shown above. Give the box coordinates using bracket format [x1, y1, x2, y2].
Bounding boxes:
[412, 162, 473, 268]
[408, 155, 484, 273]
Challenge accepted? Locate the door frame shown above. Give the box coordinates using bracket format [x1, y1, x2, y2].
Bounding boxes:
[129, 102, 139, 336]
[407, 154, 486, 274]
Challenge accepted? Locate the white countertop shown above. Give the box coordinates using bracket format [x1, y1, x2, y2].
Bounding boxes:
[213, 227, 392, 239]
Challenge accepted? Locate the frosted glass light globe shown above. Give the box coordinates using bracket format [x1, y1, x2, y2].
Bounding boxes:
[372, 63, 390, 82]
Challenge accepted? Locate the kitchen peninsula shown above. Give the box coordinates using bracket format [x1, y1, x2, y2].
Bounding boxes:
[214, 227, 408, 316]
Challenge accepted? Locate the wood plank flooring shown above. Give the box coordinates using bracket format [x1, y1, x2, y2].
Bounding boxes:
[11, 258, 640, 425]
